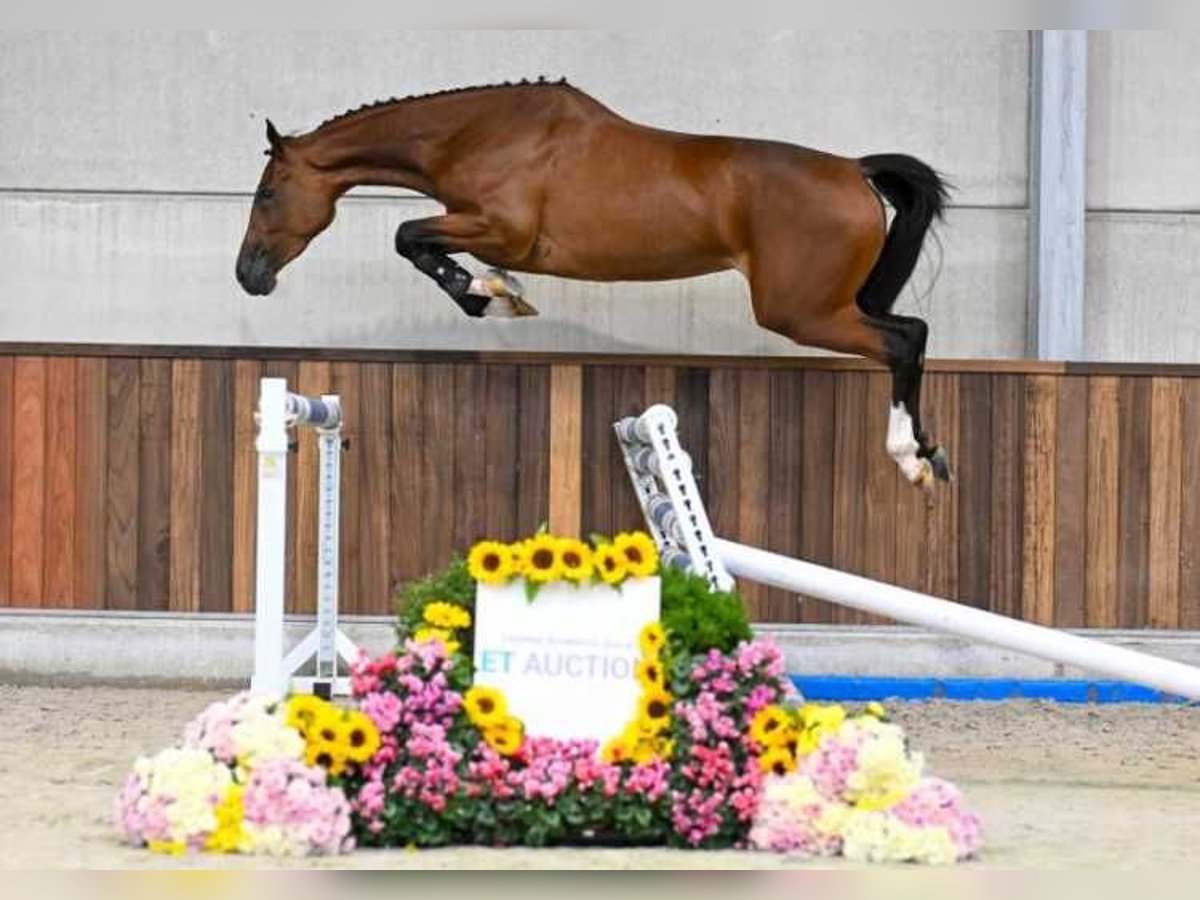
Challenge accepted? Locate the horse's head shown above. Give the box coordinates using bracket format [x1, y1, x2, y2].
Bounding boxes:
[236, 120, 338, 295]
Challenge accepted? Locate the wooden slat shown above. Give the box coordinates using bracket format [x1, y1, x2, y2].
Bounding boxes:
[831, 373, 868, 623]
[0, 358, 12, 605]
[104, 358, 139, 610]
[1180, 379, 1200, 630]
[292, 362, 332, 615]
[1052, 377, 1088, 628]
[989, 375, 1024, 620]
[1021, 375, 1057, 626]
[483, 365, 520, 541]
[956, 373, 993, 609]
[707, 369, 741, 545]
[1148, 377, 1183, 628]
[421, 364, 456, 579]
[675, 368, 710, 509]
[737, 369, 770, 621]
[358, 362, 392, 610]
[800, 370, 836, 622]
[580, 367, 615, 535]
[643, 366, 677, 409]
[331, 363, 362, 613]
[11, 358, 47, 606]
[862, 372, 897, 596]
[548, 365, 583, 537]
[43, 358, 77, 606]
[231, 360, 261, 613]
[1085, 377, 1120, 627]
[198, 360, 234, 613]
[74, 358, 107, 609]
[390, 364, 426, 583]
[765, 370, 803, 621]
[924, 373, 960, 602]
[609, 366, 646, 533]
[137, 359, 172, 611]
[1117, 378, 1152, 628]
[168, 359, 202, 613]
[515, 366, 550, 538]
[453, 363, 488, 554]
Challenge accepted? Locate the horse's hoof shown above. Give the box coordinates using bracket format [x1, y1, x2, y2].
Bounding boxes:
[929, 446, 953, 482]
[483, 269, 539, 317]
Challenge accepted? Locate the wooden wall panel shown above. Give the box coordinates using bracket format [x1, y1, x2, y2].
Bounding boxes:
[0, 347, 1196, 633]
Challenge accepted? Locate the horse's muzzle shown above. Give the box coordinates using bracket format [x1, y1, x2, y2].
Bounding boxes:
[236, 245, 277, 296]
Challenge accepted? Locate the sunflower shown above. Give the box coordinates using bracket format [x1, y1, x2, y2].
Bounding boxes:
[638, 622, 667, 658]
[309, 705, 346, 747]
[205, 784, 245, 853]
[634, 657, 665, 689]
[343, 710, 382, 764]
[521, 533, 564, 584]
[600, 736, 629, 764]
[422, 600, 472, 630]
[463, 685, 508, 729]
[614, 531, 659, 578]
[285, 694, 328, 736]
[592, 543, 627, 585]
[759, 745, 797, 777]
[556, 538, 594, 582]
[413, 626, 461, 656]
[306, 738, 348, 776]
[656, 738, 675, 760]
[750, 705, 795, 748]
[637, 688, 673, 733]
[797, 703, 846, 754]
[467, 540, 516, 585]
[483, 717, 524, 756]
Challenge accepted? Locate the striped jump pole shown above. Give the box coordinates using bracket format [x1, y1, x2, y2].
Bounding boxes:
[252, 377, 358, 698]
[615, 404, 1200, 701]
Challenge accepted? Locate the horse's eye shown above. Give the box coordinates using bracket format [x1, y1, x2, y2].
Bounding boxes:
[255, 186, 275, 203]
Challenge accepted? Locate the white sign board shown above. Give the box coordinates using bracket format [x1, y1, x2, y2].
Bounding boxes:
[472, 577, 661, 743]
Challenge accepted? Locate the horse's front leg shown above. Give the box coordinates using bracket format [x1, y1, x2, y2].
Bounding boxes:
[394, 215, 538, 318]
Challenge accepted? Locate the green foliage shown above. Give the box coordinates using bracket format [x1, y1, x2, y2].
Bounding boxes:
[659, 564, 752, 656]
[394, 557, 476, 658]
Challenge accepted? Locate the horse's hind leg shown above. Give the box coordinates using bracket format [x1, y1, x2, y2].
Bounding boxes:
[394, 215, 538, 318]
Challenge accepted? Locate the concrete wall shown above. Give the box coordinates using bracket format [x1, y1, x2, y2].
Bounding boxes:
[1086, 31, 1200, 361]
[0, 30, 1030, 358]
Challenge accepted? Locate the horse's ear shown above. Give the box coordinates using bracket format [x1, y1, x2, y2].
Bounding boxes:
[265, 119, 283, 154]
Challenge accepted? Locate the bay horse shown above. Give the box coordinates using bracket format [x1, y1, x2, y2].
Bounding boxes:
[236, 79, 951, 487]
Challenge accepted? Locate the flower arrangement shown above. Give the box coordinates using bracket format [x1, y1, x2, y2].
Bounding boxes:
[114, 691, 370, 857]
[114, 528, 983, 863]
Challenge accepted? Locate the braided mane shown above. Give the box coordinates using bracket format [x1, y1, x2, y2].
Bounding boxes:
[312, 77, 571, 132]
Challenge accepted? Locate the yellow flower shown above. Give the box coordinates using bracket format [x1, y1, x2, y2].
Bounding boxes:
[413, 626, 460, 656]
[592, 543, 627, 585]
[656, 738, 675, 760]
[305, 738, 348, 776]
[556, 538, 594, 582]
[285, 694, 328, 737]
[467, 540, 516, 585]
[522, 533, 564, 583]
[614, 531, 659, 578]
[759, 746, 798, 777]
[797, 703, 847, 755]
[864, 701, 888, 721]
[464, 685, 508, 729]
[600, 736, 629, 764]
[750, 706, 796, 748]
[422, 601, 471, 630]
[343, 710, 381, 765]
[205, 784, 245, 853]
[637, 687, 673, 733]
[147, 839, 187, 856]
[483, 717, 524, 756]
[635, 657, 665, 690]
[638, 622, 667, 658]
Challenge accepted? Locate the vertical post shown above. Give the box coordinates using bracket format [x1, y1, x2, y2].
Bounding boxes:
[314, 402, 342, 693]
[1028, 29, 1089, 360]
[252, 378, 290, 695]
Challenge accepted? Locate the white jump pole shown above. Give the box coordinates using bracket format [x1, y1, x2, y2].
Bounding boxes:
[616, 404, 1200, 702]
[252, 377, 358, 698]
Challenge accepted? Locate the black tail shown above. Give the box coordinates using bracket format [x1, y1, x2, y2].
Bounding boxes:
[856, 154, 951, 317]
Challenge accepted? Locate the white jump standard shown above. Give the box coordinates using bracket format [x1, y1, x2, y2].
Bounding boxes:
[252, 377, 358, 698]
[616, 404, 1200, 701]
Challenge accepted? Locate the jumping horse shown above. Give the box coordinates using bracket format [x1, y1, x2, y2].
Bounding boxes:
[236, 79, 952, 487]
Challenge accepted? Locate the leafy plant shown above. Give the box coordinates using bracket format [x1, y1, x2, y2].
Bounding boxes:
[659, 564, 752, 656]
[394, 556, 477, 659]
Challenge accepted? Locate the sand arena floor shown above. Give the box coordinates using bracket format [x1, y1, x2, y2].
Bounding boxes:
[0, 684, 1197, 869]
